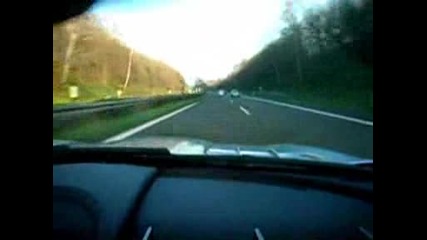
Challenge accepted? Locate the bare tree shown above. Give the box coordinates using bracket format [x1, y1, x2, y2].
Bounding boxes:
[61, 23, 79, 84]
[123, 48, 134, 92]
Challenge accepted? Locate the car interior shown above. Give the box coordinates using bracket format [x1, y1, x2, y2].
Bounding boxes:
[53, 142, 372, 240]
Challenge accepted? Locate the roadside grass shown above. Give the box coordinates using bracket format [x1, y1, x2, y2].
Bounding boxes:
[53, 98, 198, 142]
[230, 47, 373, 120]
[251, 87, 372, 121]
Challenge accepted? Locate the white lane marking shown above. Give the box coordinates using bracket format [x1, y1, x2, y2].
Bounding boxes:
[245, 96, 373, 126]
[239, 105, 251, 115]
[103, 102, 199, 143]
[358, 226, 373, 240]
[142, 226, 152, 240]
[254, 228, 265, 240]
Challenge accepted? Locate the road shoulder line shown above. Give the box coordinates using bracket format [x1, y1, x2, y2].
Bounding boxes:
[244, 95, 373, 126]
[103, 102, 200, 143]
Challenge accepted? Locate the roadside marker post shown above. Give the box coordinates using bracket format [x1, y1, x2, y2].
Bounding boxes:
[69, 85, 79, 101]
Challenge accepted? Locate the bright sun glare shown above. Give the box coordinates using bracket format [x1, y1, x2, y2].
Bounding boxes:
[92, 0, 328, 86]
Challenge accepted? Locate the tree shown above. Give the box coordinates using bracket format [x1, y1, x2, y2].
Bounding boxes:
[61, 23, 78, 85]
[194, 78, 207, 89]
[123, 48, 134, 92]
[281, 10, 304, 83]
[220, 0, 372, 92]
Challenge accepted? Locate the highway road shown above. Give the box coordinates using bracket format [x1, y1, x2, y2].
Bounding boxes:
[121, 93, 373, 159]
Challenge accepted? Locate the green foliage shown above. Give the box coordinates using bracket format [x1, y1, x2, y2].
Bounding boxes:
[220, 0, 372, 117]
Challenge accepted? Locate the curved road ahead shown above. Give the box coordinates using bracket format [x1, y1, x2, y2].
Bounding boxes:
[123, 93, 373, 159]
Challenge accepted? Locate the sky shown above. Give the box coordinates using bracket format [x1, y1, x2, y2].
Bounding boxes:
[91, 0, 329, 86]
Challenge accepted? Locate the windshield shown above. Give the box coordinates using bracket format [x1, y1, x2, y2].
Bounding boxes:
[53, 0, 373, 163]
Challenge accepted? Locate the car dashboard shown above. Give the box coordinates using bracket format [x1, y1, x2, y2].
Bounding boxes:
[53, 162, 373, 240]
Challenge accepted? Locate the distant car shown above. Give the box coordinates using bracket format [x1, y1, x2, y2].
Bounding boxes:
[230, 89, 240, 98]
[218, 89, 226, 96]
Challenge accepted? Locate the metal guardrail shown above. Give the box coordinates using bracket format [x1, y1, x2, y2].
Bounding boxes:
[53, 97, 151, 113]
[53, 94, 201, 131]
[53, 94, 199, 113]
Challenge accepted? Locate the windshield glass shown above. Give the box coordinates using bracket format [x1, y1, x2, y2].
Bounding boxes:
[53, 0, 373, 163]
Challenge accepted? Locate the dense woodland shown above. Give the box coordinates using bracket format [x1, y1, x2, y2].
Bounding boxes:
[53, 14, 187, 103]
[220, 0, 372, 116]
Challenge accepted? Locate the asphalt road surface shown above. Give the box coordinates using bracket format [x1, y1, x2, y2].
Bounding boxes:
[126, 93, 373, 159]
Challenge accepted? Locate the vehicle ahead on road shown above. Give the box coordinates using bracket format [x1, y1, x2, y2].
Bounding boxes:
[230, 89, 240, 98]
[54, 137, 372, 240]
[218, 89, 226, 96]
